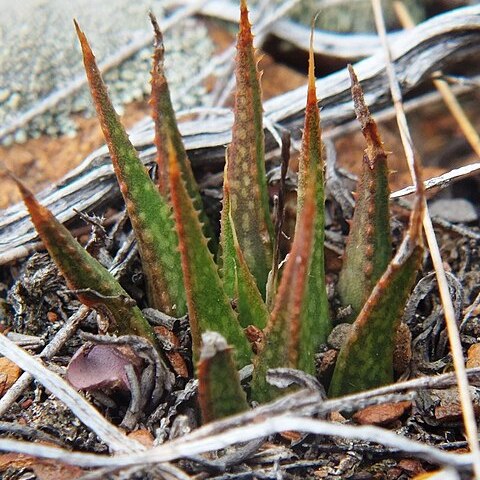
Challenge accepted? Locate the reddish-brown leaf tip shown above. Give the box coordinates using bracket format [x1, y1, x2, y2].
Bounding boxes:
[7, 172, 49, 227]
[149, 12, 164, 50]
[307, 14, 319, 105]
[73, 20, 92, 61]
[348, 65, 386, 169]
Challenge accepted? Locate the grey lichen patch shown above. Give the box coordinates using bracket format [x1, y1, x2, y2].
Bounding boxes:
[0, 0, 213, 145]
[287, 0, 426, 33]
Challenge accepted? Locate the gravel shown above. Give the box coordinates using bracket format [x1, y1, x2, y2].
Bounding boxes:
[0, 0, 214, 145]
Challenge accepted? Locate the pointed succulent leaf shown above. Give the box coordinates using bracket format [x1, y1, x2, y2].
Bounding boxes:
[198, 332, 249, 423]
[219, 154, 268, 329]
[250, 177, 317, 403]
[329, 181, 424, 397]
[225, 0, 273, 296]
[294, 30, 331, 368]
[337, 66, 392, 322]
[168, 140, 252, 368]
[14, 178, 157, 344]
[75, 22, 186, 316]
[149, 14, 217, 250]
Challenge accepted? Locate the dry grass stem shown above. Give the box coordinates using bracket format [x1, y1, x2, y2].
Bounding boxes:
[394, 0, 480, 159]
[390, 162, 480, 199]
[371, 0, 480, 477]
[0, 414, 474, 470]
[0, 333, 142, 453]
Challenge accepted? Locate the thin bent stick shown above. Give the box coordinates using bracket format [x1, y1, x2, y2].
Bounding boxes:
[0, 305, 90, 417]
[370, 0, 480, 477]
[0, 415, 473, 469]
[0, 333, 141, 453]
[393, 1, 480, 159]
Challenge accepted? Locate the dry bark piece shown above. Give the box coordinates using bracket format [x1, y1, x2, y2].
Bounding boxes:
[317, 349, 338, 386]
[0, 357, 21, 397]
[353, 401, 411, 426]
[154, 326, 189, 378]
[397, 459, 427, 477]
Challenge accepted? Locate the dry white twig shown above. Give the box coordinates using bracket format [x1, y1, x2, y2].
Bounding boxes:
[390, 162, 480, 199]
[0, 415, 473, 469]
[0, 306, 90, 416]
[371, 0, 480, 477]
[0, 334, 141, 453]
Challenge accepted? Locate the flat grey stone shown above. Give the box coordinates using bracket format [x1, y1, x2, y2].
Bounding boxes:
[429, 198, 478, 223]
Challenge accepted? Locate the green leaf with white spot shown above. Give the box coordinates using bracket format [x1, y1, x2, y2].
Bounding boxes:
[76, 21, 186, 316]
[13, 176, 158, 346]
[168, 139, 252, 368]
[250, 175, 317, 403]
[225, 0, 273, 296]
[149, 14, 217, 251]
[295, 31, 331, 372]
[329, 165, 425, 397]
[219, 153, 269, 329]
[337, 66, 392, 322]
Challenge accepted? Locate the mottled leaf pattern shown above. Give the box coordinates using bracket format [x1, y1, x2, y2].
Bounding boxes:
[168, 139, 252, 367]
[295, 31, 331, 372]
[250, 177, 316, 403]
[330, 172, 424, 397]
[225, 0, 273, 296]
[220, 153, 268, 329]
[75, 22, 186, 316]
[337, 66, 392, 322]
[149, 14, 216, 250]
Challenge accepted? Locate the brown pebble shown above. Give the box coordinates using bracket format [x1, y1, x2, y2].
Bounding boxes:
[327, 323, 352, 350]
[127, 429, 154, 447]
[46, 311, 58, 322]
[467, 343, 480, 368]
[353, 401, 411, 426]
[0, 358, 21, 397]
[21, 399, 33, 409]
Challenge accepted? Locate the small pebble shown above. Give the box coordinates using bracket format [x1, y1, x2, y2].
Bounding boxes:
[429, 198, 478, 223]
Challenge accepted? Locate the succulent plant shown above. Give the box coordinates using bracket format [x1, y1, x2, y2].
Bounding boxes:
[12, 0, 424, 423]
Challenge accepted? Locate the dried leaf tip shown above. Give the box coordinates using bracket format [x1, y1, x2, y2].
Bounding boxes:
[198, 332, 249, 423]
[307, 14, 319, 102]
[149, 12, 164, 53]
[348, 65, 385, 168]
[73, 20, 92, 62]
[4, 171, 49, 228]
[240, 0, 250, 28]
